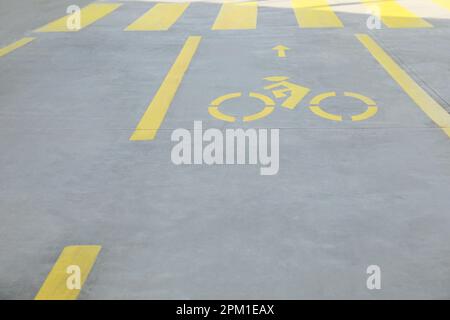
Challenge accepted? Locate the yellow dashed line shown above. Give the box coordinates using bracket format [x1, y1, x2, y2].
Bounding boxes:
[35, 245, 101, 300]
[0, 37, 35, 58]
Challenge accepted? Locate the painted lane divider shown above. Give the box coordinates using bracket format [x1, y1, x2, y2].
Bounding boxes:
[360, 0, 432, 28]
[130, 36, 202, 141]
[292, 0, 344, 28]
[0, 37, 35, 58]
[35, 245, 101, 300]
[35, 3, 122, 32]
[357, 33, 450, 138]
[212, 1, 258, 30]
[125, 3, 190, 31]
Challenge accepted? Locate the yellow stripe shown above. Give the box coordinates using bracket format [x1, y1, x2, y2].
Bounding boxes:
[130, 36, 202, 141]
[432, 0, 450, 11]
[212, 1, 258, 30]
[291, 0, 343, 28]
[126, 3, 190, 31]
[360, 0, 432, 28]
[0, 37, 35, 58]
[356, 34, 450, 138]
[35, 3, 122, 32]
[35, 245, 101, 300]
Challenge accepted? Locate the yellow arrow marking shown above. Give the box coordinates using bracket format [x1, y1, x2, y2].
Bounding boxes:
[272, 45, 290, 58]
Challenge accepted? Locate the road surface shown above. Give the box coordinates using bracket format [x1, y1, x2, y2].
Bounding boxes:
[1, 0, 450, 299]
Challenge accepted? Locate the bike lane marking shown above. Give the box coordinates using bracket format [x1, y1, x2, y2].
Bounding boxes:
[35, 245, 101, 300]
[162, 35, 382, 129]
[212, 1, 258, 30]
[192, 32, 450, 131]
[0, 37, 35, 58]
[360, 0, 432, 28]
[130, 36, 202, 141]
[125, 3, 190, 31]
[35, 3, 122, 32]
[357, 33, 450, 138]
[291, 0, 344, 28]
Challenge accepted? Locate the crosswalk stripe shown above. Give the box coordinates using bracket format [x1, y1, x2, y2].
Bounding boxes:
[360, 0, 432, 28]
[291, 0, 344, 28]
[432, 0, 450, 11]
[125, 3, 190, 31]
[34, 246, 101, 300]
[0, 37, 35, 58]
[35, 3, 122, 32]
[212, 1, 258, 30]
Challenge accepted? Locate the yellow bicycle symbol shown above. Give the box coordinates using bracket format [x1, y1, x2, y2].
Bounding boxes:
[309, 91, 378, 122]
[262, 76, 310, 110]
[208, 76, 309, 123]
[209, 92, 275, 123]
[208, 76, 378, 123]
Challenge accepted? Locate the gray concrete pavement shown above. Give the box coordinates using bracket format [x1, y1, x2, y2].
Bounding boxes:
[1, 0, 450, 299]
